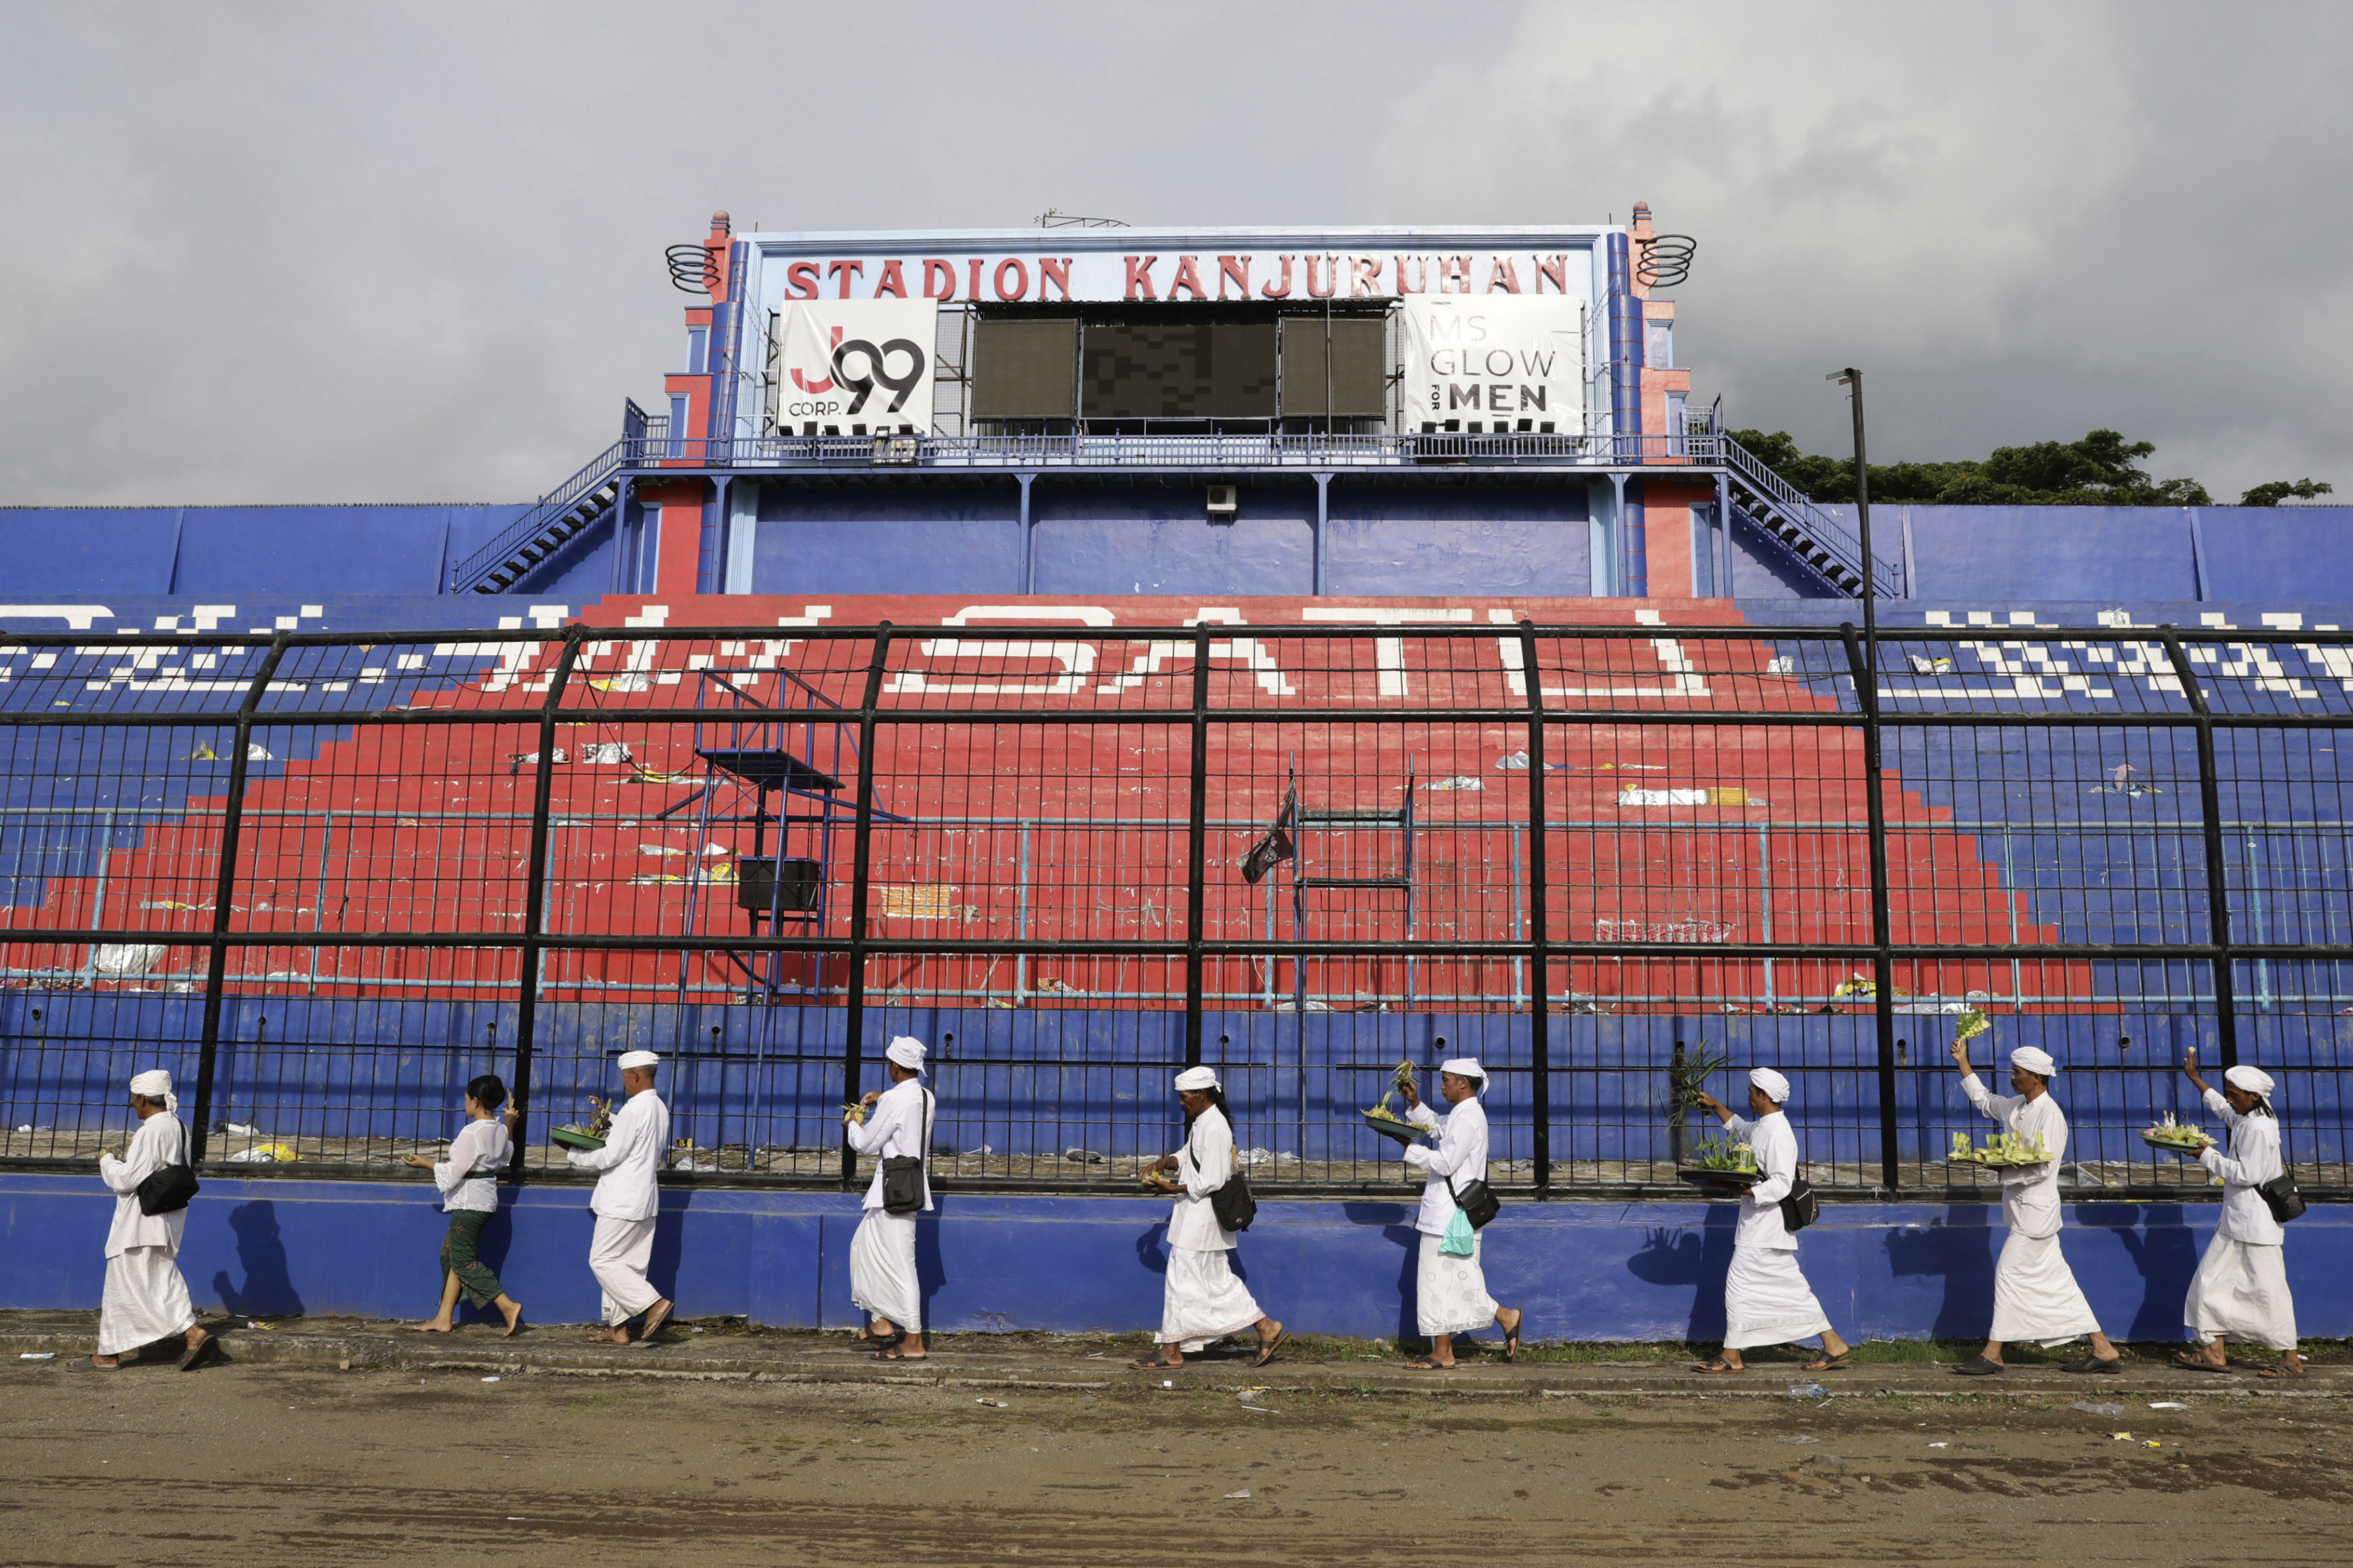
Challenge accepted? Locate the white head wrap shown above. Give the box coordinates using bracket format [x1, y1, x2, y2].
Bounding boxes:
[128, 1069, 177, 1114]
[885, 1036, 927, 1074]
[2225, 1064, 2276, 1103]
[617, 1050, 660, 1071]
[1439, 1057, 1485, 1088]
[1173, 1066, 1220, 1092]
[2009, 1046, 2058, 1078]
[1749, 1066, 1791, 1104]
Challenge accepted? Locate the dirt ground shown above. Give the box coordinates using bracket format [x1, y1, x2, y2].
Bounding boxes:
[5, 1348, 2351, 1567]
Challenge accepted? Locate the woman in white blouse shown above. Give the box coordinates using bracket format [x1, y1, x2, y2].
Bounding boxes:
[1397, 1057, 1524, 1369]
[401, 1073, 523, 1335]
[2175, 1051, 2301, 1376]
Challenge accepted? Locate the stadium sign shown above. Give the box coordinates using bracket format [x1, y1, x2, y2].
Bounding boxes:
[762, 247, 1594, 303]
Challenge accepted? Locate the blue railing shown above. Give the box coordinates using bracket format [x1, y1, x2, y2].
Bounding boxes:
[448, 436, 630, 593]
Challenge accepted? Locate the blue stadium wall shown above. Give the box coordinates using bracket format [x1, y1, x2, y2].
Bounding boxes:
[9, 1174, 2350, 1342]
[7, 497, 2347, 603]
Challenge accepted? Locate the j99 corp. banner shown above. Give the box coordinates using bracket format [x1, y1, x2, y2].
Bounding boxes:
[774, 299, 938, 432]
[1401, 297, 1584, 432]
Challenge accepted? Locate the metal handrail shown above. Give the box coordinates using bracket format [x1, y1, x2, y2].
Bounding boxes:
[1716, 431, 1901, 597]
[449, 436, 629, 591]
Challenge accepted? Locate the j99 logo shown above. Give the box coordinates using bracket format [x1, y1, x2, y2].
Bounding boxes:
[830, 338, 926, 414]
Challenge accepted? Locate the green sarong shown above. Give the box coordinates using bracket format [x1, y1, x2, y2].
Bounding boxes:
[439, 1209, 503, 1308]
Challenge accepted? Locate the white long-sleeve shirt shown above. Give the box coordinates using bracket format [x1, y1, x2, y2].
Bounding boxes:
[566, 1089, 669, 1221]
[846, 1078, 934, 1213]
[433, 1117, 512, 1213]
[1960, 1073, 2067, 1239]
[1721, 1110, 1800, 1251]
[2197, 1086, 2285, 1245]
[1403, 1094, 1489, 1237]
[98, 1112, 190, 1258]
[1165, 1104, 1240, 1252]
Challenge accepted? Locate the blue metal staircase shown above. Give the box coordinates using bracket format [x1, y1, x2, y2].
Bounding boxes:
[1714, 428, 1900, 598]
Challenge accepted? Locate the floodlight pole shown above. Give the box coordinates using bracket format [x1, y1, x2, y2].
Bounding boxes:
[1831, 366, 1899, 1191]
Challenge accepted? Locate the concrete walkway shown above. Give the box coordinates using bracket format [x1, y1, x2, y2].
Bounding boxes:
[3, 1312, 2342, 1400]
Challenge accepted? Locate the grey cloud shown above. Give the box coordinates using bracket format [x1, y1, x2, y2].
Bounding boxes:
[0, 0, 2342, 506]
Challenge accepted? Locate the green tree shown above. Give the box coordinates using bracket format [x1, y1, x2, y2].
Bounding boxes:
[2239, 478, 2334, 507]
[1727, 427, 2217, 506]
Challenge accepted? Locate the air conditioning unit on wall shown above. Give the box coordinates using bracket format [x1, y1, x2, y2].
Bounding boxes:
[1206, 484, 1237, 523]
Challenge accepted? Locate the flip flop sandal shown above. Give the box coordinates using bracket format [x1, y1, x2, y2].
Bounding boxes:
[856, 1331, 906, 1351]
[1692, 1358, 1743, 1374]
[632, 1302, 674, 1345]
[2062, 1356, 2123, 1375]
[1250, 1331, 1290, 1368]
[2257, 1364, 2307, 1379]
[1805, 1355, 1853, 1372]
[65, 1357, 122, 1373]
[1403, 1357, 1455, 1371]
[2173, 1356, 2233, 1373]
[1130, 1355, 1183, 1370]
[1504, 1321, 1523, 1362]
[1949, 1355, 2003, 1376]
[176, 1336, 218, 1372]
[874, 1348, 929, 1361]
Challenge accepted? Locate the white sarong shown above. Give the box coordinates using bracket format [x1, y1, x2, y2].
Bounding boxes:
[97, 1245, 196, 1356]
[1417, 1230, 1500, 1337]
[1989, 1230, 2101, 1346]
[1159, 1245, 1262, 1344]
[850, 1208, 922, 1331]
[2186, 1235, 2296, 1350]
[1722, 1243, 1833, 1349]
[588, 1213, 660, 1325]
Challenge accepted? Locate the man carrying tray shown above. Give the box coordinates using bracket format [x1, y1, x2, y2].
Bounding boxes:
[1690, 1067, 1851, 1374]
[567, 1049, 673, 1346]
[1949, 1038, 2123, 1375]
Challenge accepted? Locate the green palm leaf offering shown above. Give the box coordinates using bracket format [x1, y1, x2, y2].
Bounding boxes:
[1953, 1009, 1992, 1044]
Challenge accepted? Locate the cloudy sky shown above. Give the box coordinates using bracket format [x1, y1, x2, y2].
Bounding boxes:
[2, 0, 2345, 505]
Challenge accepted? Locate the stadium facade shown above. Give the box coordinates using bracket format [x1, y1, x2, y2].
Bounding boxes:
[5, 208, 2351, 1341]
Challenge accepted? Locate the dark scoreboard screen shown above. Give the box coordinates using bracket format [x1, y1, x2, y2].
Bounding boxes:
[1082, 322, 1278, 418]
[970, 306, 1387, 424]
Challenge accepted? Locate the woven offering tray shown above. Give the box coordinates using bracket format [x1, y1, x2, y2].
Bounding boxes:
[1362, 1111, 1425, 1143]
[1946, 1152, 2050, 1170]
[2141, 1128, 2215, 1154]
[549, 1126, 607, 1151]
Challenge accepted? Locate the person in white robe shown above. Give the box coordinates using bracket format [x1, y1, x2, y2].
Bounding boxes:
[1397, 1058, 1524, 1368]
[90, 1070, 215, 1371]
[566, 1048, 673, 1345]
[846, 1036, 934, 1360]
[1689, 1067, 1853, 1374]
[399, 1071, 523, 1335]
[2174, 1052, 2300, 1376]
[1136, 1066, 1286, 1370]
[1949, 1039, 2123, 1375]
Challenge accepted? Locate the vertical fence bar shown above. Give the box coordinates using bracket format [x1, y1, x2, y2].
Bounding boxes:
[2159, 629, 2239, 1068]
[1517, 620, 1552, 1191]
[1184, 621, 1211, 1068]
[1840, 623, 1901, 1191]
[189, 632, 291, 1165]
[504, 625, 585, 1172]
[840, 624, 895, 1186]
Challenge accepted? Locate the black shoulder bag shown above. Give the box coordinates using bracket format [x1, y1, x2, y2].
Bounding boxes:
[2259, 1169, 2306, 1225]
[879, 1090, 933, 1216]
[1779, 1174, 1820, 1233]
[1196, 1125, 1258, 1233]
[1445, 1172, 1502, 1230]
[134, 1119, 200, 1217]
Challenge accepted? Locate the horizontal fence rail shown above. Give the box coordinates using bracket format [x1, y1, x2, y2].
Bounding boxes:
[2, 619, 2349, 1200]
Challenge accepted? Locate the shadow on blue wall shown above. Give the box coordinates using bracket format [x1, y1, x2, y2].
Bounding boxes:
[1626, 1208, 1738, 1341]
[2084, 1202, 2201, 1340]
[1887, 1210, 1996, 1339]
[211, 1201, 305, 1317]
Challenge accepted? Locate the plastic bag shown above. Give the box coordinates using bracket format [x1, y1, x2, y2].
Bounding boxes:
[1439, 1208, 1475, 1257]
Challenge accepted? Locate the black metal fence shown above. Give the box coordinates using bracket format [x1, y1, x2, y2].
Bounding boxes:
[2, 618, 2348, 1197]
